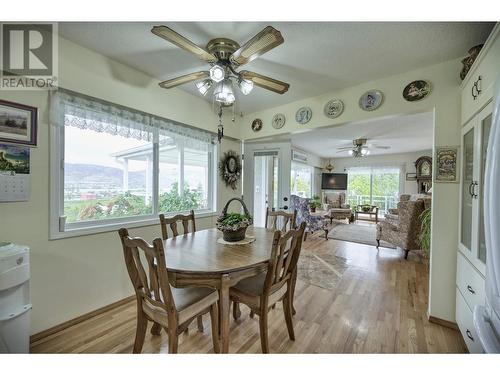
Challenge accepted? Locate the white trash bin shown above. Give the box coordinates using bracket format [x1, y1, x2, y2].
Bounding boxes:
[0, 242, 31, 353]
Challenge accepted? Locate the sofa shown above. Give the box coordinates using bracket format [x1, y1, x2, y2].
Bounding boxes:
[322, 191, 352, 222]
[376, 194, 430, 259]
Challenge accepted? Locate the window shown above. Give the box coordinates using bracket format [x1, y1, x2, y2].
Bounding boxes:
[51, 90, 216, 237]
[346, 166, 401, 215]
[290, 161, 313, 198]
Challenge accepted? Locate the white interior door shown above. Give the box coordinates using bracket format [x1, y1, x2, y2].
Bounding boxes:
[243, 142, 291, 228]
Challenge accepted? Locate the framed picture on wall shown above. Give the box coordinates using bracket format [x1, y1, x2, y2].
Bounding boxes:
[435, 146, 459, 183]
[0, 99, 38, 146]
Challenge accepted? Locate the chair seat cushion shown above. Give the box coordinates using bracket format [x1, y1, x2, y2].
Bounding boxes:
[232, 272, 267, 296]
[172, 286, 217, 311]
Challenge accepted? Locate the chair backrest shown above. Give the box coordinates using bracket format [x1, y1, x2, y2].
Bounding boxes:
[118, 228, 176, 314]
[290, 195, 312, 224]
[159, 210, 196, 240]
[265, 207, 297, 231]
[264, 222, 306, 294]
[398, 200, 426, 248]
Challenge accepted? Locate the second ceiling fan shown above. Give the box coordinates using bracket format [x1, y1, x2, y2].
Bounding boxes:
[336, 138, 391, 157]
[151, 25, 290, 106]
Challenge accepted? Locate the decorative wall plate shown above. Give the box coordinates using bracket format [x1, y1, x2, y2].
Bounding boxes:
[251, 118, 263, 132]
[323, 99, 344, 119]
[403, 80, 431, 102]
[272, 113, 286, 129]
[359, 90, 383, 111]
[295, 107, 312, 124]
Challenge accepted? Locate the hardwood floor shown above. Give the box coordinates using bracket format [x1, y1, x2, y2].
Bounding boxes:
[30, 231, 467, 354]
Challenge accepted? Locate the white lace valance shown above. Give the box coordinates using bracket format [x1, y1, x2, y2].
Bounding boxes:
[50, 89, 216, 151]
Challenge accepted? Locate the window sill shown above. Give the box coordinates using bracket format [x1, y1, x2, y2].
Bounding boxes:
[49, 210, 218, 240]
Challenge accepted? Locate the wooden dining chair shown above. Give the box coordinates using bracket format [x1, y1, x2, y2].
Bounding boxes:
[230, 222, 306, 353]
[265, 207, 297, 232]
[159, 210, 205, 332]
[118, 228, 220, 354]
[159, 210, 196, 240]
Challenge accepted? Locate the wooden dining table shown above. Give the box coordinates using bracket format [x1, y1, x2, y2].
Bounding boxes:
[163, 226, 275, 353]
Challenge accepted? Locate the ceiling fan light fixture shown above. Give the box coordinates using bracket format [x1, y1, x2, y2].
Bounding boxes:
[361, 148, 369, 156]
[196, 79, 213, 96]
[348, 150, 354, 156]
[238, 77, 254, 95]
[209, 64, 225, 83]
[214, 79, 235, 104]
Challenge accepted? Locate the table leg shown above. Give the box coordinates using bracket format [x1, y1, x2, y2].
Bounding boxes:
[218, 274, 231, 353]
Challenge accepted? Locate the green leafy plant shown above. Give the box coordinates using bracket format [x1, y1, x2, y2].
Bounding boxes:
[217, 212, 252, 231]
[419, 207, 431, 254]
[309, 195, 322, 209]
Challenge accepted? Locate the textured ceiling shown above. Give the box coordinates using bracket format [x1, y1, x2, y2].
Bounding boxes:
[58, 22, 494, 113]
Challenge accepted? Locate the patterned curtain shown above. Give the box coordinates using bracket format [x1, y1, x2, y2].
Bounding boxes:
[50, 88, 216, 151]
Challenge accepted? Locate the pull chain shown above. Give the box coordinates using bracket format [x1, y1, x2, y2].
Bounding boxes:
[217, 104, 224, 143]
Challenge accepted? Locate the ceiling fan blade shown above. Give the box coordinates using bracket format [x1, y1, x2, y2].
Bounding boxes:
[336, 146, 354, 150]
[369, 145, 391, 149]
[239, 70, 289, 94]
[151, 26, 217, 63]
[230, 26, 284, 66]
[336, 150, 349, 153]
[159, 71, 209, 89]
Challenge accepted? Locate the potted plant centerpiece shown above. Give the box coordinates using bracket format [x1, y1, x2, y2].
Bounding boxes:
[216, 198, 253, 242]
[309, 195, 322, 213]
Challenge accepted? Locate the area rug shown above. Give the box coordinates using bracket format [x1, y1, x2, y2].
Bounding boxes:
[297, 250, 348, 290]
[327, 222, 395, 249]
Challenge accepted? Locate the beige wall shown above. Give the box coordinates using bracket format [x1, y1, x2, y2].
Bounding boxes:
[240, 58, 462, 323]
[332, 150, 433, 195]
[0, 37, 241, 334]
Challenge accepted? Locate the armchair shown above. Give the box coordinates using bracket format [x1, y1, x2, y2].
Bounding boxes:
[323, 191, 352, 222]
[290, 195, 325, 240]
[376, 198, 426, 259]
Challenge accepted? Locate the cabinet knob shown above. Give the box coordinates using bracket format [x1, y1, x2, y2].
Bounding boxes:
[466, 329, 474, 341]
[467, 285, 476, 294]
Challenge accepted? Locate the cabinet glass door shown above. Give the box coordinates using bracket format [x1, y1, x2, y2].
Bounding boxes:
[460, 127, 475, 252]
[478, 113, 492, 264]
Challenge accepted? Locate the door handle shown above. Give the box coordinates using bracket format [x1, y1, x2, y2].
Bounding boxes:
[472, 181, 479, 199]
[466, 329, 474, 341]
[279, 206, 288, 210]
[467, 285, 476, 294]
[468, 182, 474, 197]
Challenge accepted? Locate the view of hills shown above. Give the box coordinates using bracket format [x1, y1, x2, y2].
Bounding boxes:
[64, 163, 146, 189]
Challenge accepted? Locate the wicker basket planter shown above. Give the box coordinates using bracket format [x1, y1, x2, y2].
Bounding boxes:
[216, 198, 253, 242]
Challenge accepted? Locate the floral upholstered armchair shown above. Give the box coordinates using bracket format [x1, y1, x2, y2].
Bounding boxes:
[290, 195, 325, 240]
[376, 198, 427, 259]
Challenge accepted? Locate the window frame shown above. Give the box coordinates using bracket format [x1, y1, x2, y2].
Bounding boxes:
[290, 160, 314, 198]
[50, 113, 218, 240]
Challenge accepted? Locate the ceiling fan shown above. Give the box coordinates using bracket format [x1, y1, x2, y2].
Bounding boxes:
[151, 25, 290, 106]
[336, 138, 391, 157]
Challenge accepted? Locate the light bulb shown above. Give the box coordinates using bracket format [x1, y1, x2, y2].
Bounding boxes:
[348, 150, 353, 155]
[196, 79, 212, 96]
[209, 65, 225, 83]
[238, 77, 254, 95]
[361, 148, 368, 155]
[214, 79, 235, 104]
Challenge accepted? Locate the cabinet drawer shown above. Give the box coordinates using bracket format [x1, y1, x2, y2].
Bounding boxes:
[461, 31, 500, 124]
[456, 288, 483, 353]
[456, 251, 485, 310]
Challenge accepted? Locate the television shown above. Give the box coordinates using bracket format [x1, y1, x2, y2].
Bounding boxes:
[321, 173, 348, 190]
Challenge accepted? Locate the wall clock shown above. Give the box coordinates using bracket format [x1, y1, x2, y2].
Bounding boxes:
[272, 113, 286, 129]
[324, 99, 344, 119]
[359, 90, 383, 111]
[251, 118, 263, 132]
[295, 107, 312, 124]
